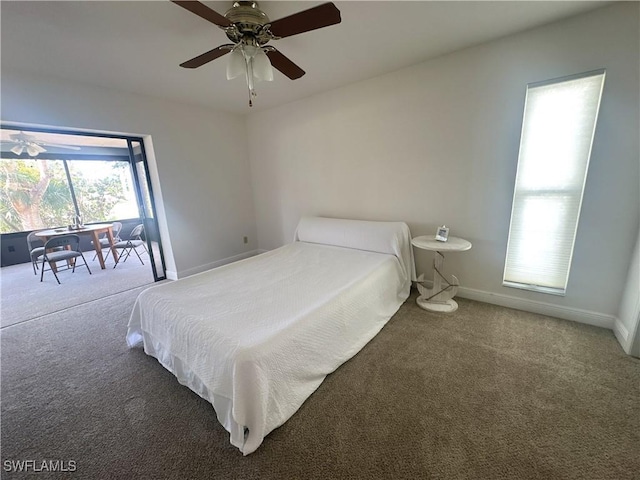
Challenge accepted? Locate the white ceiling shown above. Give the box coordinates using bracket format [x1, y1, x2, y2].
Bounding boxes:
[1, 1, 611, 115]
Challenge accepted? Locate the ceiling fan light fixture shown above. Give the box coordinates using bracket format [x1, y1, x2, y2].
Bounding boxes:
[226, 47, 246, 80]
[252, 49, 273, 82]
[27, 144, 44, 156]
[27, 145, 40, 157]
[10, 145, 24, 155]
[226, 43, 274, 106]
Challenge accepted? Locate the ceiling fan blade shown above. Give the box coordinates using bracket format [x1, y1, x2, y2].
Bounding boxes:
[265, 49, 305, 80]
[39, 143, 81, 151]
[10, 132, 32, 142]
[268, 2, 341, 39]
[180, 44, 234, 69]
[171, 1, 232, 28]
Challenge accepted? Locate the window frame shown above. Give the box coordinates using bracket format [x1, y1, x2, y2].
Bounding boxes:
[503, 69, 606, 296]
[0, 126, 141, 234]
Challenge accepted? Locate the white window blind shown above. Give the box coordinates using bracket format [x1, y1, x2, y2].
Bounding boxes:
[503, 70, 605, 295]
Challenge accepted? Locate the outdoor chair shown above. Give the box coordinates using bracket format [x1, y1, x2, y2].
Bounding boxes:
[27, 231, 65, 275]
[112, 224, 148, 268]
[39, 234, 92, 284]
[91, 221, 123, 263]
[27, 231, 46, 275]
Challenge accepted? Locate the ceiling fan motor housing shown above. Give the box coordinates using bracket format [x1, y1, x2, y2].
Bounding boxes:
[224, 1, 271, 45]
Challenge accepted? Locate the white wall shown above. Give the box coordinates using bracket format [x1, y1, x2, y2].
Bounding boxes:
[247, 3, 639, 323]
[1, 71, 257, 278]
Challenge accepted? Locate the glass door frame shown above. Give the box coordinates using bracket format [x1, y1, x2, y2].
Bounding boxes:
[127, 138, 167, 281]
[0, 122, 167, 281]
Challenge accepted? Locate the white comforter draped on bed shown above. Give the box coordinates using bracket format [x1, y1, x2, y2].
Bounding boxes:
[127, 222, 413, 455]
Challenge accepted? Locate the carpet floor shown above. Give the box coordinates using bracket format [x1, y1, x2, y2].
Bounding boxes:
[1, 288, 638, 479]
[0, 255, 154, 328]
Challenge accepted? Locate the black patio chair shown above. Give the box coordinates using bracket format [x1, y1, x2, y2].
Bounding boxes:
[112, 224, 148, 268]
[27, 231, 46, 275]
[39, 234, 92, 284]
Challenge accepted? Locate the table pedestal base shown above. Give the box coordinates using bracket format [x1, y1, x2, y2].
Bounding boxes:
[416, 296, 459, 313]
[415, 252, 460, 314]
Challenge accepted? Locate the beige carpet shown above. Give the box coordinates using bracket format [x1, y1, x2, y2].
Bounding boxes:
[0, 255, 155, 328]
[1, 288, 638, 479]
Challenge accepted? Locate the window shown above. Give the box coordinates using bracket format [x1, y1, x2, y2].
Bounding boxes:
[0, 158, 73, 232]
[0, 129, 139, 234]
[65, 159, 139, 224]
[503, 70, 605, 295]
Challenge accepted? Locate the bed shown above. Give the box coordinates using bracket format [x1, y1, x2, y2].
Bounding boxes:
[126, 216, 415, 455]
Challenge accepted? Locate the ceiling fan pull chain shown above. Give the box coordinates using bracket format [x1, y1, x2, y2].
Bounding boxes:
[246, 54, 255, 107]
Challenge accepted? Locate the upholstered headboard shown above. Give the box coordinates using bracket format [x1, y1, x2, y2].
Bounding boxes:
[294, 216, 416, 282]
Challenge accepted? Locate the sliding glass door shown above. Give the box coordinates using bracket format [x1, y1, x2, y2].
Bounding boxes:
[128, 139, 166, 281]
[1, 125, 166, 280]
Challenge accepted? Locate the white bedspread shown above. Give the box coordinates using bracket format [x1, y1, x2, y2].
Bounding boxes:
[127, 231, 411, 454]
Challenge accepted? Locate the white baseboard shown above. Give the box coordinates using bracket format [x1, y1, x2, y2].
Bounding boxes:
[456, 286, 616, 330]
[171, 250, 261, 279]
[613, 296, 639, 355]
[613, 318, 630, 352]
[165, 270, 178, 281]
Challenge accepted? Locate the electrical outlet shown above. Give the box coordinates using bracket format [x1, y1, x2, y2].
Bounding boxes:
[243, 236, 248, 244]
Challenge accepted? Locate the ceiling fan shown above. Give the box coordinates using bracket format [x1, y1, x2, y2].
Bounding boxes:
[172, 0, 342, 106]
[1, 131, 81, 157]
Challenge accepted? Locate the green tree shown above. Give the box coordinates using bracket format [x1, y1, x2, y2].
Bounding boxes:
[71, 167, 128, 224]
[0, 159, 72, 232]
[0, 158, 132, 233]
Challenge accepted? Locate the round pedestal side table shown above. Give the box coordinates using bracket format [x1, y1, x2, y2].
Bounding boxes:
[411, 235, 472, 313]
